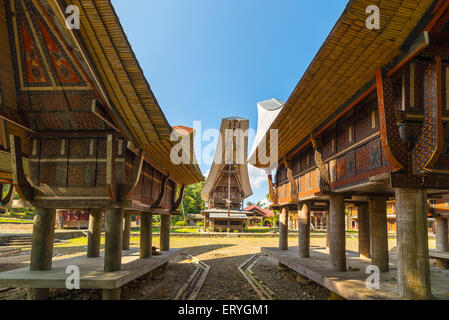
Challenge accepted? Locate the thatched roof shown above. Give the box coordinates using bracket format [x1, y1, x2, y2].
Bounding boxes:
[51, 0, 202, 185]
[249, 0, 437, 168]
[201, 117, 253, 202]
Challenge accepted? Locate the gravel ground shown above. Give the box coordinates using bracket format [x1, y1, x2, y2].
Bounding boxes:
[1, 235, 428, 300]
[0, 223, 33, 234]
[252, 255, 330, 300]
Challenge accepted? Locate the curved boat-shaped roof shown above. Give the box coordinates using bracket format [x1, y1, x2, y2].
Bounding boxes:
[249, 0, 436, 168]
[47, 0, 203, 185]
[248, 99, 284, 167]
[201, 117, 253, 202]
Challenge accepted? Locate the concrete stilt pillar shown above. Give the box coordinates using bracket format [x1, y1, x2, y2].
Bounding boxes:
[29, 208, 56, 300]
[103, 208, 124, 300]
[160, 214, 171, 251]
[395, 188, 431, 300]
[298, 202, 310, 258]
[122, 213, 131, 251]
[435, 216, 449, 269]
[329, 195, 346, 271]
[357, 202, 370, 258]
[140, 212, 153, 258]
[369, 198, 389, 272]
[87, 210, 102, 258]
[279, 206, 289, 250]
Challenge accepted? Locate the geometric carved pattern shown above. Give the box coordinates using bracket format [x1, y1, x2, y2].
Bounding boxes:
[413, 58, 443, 174]
[5, 0, 110, 132]
[376, 69, 408, 172]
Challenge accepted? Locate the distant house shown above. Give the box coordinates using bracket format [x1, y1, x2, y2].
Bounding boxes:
[244, 205, 274, 226]
[57, 210, 89, 229]
[187, 214, 204, 226]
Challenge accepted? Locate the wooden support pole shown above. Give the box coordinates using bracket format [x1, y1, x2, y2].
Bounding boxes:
[87, 210, 102, 258]
[122, 212, 131, 251]
[160, 214, 171, 251]
[104, 208, 123, 272]
[279, 206, 289, 250]
[298, 202, 310, 258]
[140, 212, 153, 258]
[329, 195, 346, 271]
[435, 216, 449, 252]
[29, 207, 56, 300]
[369, 197, 389, 272]
[326, 211, 330, 248]
[103, 208, 123, 300]
[357, 202, 370, 258]
[395, 188, 431, 300]
[435, 216, 449, 269]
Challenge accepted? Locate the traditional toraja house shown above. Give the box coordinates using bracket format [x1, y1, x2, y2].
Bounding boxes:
[243, 205, 274, 226]
[248, 0, 449, 300]
[56, 209, 89, 229]
[0, 0, 202, 300]
[201, 117, 253, 232]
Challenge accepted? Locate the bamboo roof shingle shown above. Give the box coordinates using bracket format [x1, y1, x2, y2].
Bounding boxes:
[53, 0, 203, 185]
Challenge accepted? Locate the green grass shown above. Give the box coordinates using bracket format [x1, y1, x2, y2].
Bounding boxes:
[131, 226, 202, 234]
[54, 236, 88, 248]
[246, 227, 272, 233]
[0, 217, 34, 224]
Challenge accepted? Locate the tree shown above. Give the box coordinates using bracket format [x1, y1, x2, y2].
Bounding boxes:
[265, 213, 279, 232]
[182, 180, 206, 215]
[246, 200, 265, 208]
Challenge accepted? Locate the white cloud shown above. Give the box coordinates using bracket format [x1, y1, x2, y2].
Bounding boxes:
[248, 165, 267, 189]
[259, 198, 270, 208]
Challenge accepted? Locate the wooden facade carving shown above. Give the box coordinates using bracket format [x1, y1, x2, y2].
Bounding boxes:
[119, 151, 144, 199]
[267, 174, 278, 204]
[412, 57, 443, 174]
[152, 174, 169, 209]
[270, 49, 449, 198]
[376, 69, 408, 172]
[10, 135, 32, 202]
[311, 135, 330, 193]
[171, 184, 185, 211]
[0, 0, 193, 213]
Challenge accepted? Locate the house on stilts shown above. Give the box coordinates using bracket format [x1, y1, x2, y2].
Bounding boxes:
[248, 0, 449, 300]
[0, 0, 202, 300]
[201, 117, 253, 232]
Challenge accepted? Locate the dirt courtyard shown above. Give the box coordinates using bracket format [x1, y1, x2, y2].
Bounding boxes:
[0, 235, 437, 300]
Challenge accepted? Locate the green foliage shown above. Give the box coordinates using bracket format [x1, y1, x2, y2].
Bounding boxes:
[0, 184, 36, 219]
[264, 214, 279, 230]
[182, 180, 206, 214]
[196, 221, 204, 227]
[247, 227, 271, 233]
[175, 220, 188, 226]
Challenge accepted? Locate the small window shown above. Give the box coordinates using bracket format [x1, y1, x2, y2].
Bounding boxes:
[371, 110, 376, 128]
[348, 126, 353, 142]
[331, 137, 336, 152]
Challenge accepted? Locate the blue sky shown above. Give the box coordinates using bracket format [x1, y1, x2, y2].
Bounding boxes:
[112, 0, 348, 206]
